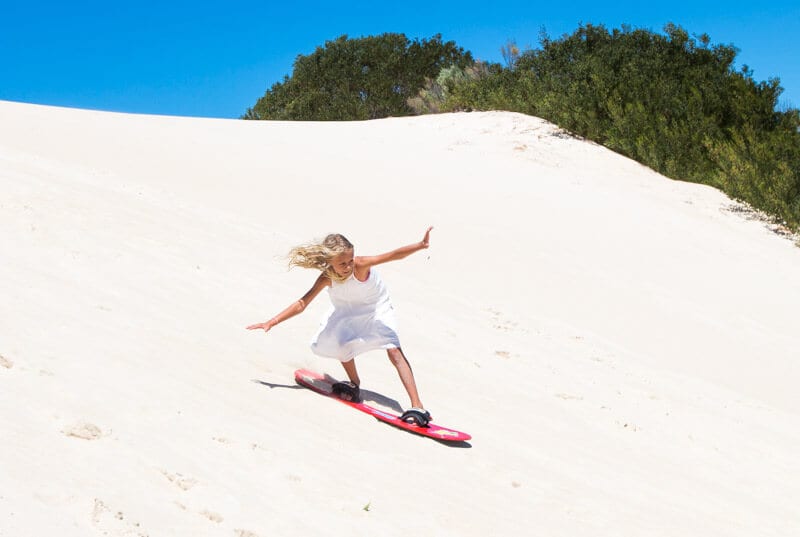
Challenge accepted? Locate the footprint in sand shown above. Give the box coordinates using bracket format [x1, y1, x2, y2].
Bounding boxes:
[63, 422, 103, 440]
[486, 308, 527, 334]
[201, 509, 223, 523]
[91, 498, 147, 537]
[160, 470, 198, 491]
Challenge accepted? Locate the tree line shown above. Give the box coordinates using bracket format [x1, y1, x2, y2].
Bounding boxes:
[244, 26, 800, 231]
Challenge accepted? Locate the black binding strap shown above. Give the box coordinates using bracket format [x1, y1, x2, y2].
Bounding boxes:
[400, 409, 431, 427]
[331, 381, 361, 403]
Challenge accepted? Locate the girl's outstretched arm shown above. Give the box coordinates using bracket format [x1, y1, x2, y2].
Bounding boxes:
[357, 227, 433, 269]
[246, 273, 330, 332]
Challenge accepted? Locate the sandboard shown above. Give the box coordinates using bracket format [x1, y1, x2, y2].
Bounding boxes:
[294, 369, 471, 442]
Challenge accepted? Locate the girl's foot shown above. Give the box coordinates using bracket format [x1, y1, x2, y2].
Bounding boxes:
[331, 381, 360, 402]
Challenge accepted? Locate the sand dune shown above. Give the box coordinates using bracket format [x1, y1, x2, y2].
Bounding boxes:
[2, 99, 799, 536]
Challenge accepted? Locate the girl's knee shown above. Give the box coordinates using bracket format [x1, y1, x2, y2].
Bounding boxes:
[387, 348, 404, 364]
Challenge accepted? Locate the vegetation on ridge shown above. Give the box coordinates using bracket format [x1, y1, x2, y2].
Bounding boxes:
[243, 33, 472, 121]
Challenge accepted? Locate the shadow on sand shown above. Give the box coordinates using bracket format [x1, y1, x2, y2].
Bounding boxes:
[251, 379, 303, 390]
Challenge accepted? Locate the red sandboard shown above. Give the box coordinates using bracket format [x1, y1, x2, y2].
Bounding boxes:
[294, 369, 471, 442]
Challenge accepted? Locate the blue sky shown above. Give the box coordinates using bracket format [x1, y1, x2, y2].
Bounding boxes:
[2, 1, 798, 118]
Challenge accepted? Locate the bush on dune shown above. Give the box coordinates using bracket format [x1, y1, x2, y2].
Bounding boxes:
[244, 33, 472, 121]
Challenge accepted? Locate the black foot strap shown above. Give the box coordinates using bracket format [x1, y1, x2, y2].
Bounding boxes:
[400, 408, 431, 427]
[331, 381, 361, 403]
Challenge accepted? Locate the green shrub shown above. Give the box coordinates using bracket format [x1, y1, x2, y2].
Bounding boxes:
[245, 33, 472, 121]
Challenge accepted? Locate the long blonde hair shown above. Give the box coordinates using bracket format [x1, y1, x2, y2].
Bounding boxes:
[288, 233, 354, 282]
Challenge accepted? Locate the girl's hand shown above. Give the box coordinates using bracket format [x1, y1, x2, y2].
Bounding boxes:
[246, 321, 273, 332]
[421, 226, 433, 248]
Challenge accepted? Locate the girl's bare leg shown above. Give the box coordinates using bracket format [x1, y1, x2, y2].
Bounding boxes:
[387, 348, 424, 409]
[340, 359, 361, 386]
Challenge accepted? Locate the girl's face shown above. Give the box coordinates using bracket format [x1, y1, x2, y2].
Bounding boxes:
[330, 248, 354, 278]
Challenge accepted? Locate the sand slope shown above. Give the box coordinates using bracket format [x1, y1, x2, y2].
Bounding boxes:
[2, 100, 799, 536]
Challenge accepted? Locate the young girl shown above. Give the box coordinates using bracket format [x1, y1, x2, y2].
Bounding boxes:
[247, 227, 433, 426]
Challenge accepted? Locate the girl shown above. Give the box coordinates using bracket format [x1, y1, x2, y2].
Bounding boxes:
[247, 227, 433, 426]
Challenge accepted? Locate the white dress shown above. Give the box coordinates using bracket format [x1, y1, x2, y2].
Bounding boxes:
[310, 268, 401, 361]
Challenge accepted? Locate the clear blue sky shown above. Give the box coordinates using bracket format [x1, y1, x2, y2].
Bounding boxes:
[2, 1, 798, 118]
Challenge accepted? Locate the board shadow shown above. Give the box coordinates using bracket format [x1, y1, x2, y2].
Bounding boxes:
[252, 379, 303, 390]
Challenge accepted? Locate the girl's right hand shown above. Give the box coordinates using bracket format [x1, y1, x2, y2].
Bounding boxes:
[246, 321, 273, 332]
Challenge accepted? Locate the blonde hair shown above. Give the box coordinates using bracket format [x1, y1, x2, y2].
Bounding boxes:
[288, 233, 354, 282]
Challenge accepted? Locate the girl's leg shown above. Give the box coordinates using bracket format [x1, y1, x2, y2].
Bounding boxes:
[387, 348, 424, 409]
[340, 359, 361, 386]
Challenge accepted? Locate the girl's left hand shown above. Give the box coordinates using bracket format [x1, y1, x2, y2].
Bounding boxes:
[421, 226, 433, 248]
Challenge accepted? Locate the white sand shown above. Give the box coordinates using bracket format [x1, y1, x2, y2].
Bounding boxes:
[2, 99, 799, 536]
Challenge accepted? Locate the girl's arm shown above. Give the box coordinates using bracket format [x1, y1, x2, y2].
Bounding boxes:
[356, 227, 433, 270]
[246, 273, 330, 332]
